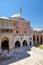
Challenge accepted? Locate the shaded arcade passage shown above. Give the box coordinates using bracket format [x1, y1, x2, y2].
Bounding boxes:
[15, 41, 20, 48]
[1, 37, 9, 51]
[23, 40, 27, 46]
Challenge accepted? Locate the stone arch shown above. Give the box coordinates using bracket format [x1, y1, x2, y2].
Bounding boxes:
[22, 40, 27, 46]
[15, 41, 20, 48]
[1, 36, 9, 51]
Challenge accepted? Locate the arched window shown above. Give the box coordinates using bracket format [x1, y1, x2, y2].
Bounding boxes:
[16, 30, 18, 34]
[24, 31, 26, 34]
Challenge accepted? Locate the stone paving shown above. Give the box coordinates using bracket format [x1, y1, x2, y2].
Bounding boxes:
[0, 46, 43, 65]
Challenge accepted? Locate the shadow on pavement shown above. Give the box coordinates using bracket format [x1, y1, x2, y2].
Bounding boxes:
[1, 46, 32, 65]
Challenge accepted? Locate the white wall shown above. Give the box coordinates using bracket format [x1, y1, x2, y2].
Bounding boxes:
[13, 35, 33, 48]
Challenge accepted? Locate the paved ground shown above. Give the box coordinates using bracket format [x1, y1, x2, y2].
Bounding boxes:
[0, 46, 43, 65]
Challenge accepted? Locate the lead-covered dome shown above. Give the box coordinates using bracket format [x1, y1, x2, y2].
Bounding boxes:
[10, 14, 25, 20]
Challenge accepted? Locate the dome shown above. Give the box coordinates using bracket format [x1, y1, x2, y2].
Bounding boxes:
[0, 17, 8, 19]
[10, 14, 25, 20]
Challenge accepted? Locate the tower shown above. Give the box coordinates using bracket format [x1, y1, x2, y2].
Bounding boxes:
[20, 7, 22, 16]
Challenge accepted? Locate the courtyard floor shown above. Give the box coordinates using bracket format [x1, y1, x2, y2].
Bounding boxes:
[0, 46, 43, 65]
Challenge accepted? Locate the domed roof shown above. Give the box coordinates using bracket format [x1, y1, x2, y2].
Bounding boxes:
[0, 17, 8, 19]
[10, 14, 25, 20]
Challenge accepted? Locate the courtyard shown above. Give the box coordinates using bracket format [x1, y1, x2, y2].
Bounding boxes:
[0, 46, 43, 65]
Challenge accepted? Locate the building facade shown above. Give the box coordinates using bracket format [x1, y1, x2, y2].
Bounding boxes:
[0, 11, 43, 54]
[33, 29, 43, 45]
[0, 14, 33, 53]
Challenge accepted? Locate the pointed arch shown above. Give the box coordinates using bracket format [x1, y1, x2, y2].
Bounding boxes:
[22, 40, 27, 46]
[15, 41, 20, 48]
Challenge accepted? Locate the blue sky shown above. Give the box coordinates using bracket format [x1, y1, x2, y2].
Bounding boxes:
[0, 0, 43, 29]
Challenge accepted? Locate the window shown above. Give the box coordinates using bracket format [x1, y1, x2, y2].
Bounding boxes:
[2, 22, 4, 27]
[24, 31, 26, 34]
[2, 29, 5, 32]
[16, 30, 18, 34]
[24, 23, 27, 27]
[30, 38, 32, 40]
[9, 23, 13, 29]
[16, 24, 19, 28]
[6, 23, 8, 27]
[30, 41, 32, 46]
[10, 29, 13, 32]
[1, 29, 13, 33]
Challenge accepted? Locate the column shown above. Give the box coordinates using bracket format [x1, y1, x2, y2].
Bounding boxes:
[35, 35, 37, 44]
[20, 42, 22, 47]
[39, 35, 40, 44]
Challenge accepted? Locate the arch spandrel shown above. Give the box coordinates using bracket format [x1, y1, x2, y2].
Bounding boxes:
[1, 36, 9, 43]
